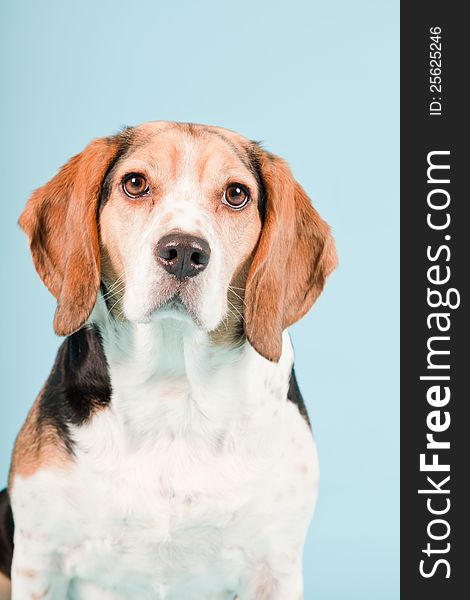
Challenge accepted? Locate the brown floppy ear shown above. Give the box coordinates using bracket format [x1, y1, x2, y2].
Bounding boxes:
[19, 136, 120, 336]
[244, 149, 337, 362]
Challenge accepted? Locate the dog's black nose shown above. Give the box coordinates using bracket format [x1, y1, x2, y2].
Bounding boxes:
[155, 233, 211, 280]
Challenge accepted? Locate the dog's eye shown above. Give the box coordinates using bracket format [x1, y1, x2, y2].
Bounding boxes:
[223, 184, 250, 209]
[122, 173, 149, 198]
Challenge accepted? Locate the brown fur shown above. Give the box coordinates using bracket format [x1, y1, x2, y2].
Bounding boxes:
[210, 258, 252, 348]
[244, 149, 337, 361]
[18, 136, 121, 337]
[8, 393, 70, 490]
[0, 572, 10, 600]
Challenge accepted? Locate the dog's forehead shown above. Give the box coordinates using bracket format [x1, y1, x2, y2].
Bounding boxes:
[135, 120, 250, 147]
[125, 122, 254, 179]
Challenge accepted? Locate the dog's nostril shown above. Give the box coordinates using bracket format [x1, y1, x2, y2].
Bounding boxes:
[158, 247, 178, 262]
[191, 251, 206, 266]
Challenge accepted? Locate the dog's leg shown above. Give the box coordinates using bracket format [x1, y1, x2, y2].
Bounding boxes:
[10, 532, 68, 600]
[241, 560, 304, 600]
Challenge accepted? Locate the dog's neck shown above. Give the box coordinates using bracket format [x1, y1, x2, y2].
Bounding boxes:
[92, 305, 294, 442]
[99, 313, 244, 389]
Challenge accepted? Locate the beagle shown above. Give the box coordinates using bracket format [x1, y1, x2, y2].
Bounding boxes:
[0, 122, 336, 600]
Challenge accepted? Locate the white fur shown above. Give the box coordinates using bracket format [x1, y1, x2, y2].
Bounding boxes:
[10, 314, 318, 599]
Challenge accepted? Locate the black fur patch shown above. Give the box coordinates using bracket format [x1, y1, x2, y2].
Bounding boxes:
[99, 127, 137, 210]
[0, 488, 13, 578]
[37, 326, 111, 454]
[287, 367, 311, 428]
[246, 141, 267, 223]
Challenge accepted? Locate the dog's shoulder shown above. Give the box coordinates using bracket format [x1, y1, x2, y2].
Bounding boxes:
[287, 367, 311, 428]
[36, 326, 111, 449]
[9, 327, 111, 487]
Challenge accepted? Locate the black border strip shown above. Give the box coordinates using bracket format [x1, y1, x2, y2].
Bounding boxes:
[401, 3, 468, 597]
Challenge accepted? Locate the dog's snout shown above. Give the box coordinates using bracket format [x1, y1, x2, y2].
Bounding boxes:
[155, 233, 211, 280]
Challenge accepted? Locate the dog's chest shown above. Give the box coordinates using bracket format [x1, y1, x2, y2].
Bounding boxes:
[12, 348, 318, 598]
[63, 431, 264, 597]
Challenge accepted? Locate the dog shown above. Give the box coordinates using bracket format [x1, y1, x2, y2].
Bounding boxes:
[0, 121, 336, 599]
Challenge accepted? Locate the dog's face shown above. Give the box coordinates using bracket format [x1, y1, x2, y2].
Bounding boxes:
[98, 123, 262, 334]
[19, 121, 337, 361]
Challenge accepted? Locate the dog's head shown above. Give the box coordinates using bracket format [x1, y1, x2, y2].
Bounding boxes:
[19, 122, 337, 361]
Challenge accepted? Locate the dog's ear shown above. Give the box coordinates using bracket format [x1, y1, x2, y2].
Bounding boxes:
[244, 148, 337, 362]
[19, 136, 121, 336]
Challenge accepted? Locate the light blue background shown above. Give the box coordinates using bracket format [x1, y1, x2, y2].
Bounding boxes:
[0, 1, 399, 597]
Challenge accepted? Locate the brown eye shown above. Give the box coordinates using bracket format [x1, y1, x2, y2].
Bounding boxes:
[223, 183, 250, 209]
[122, 173, 149, 198]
